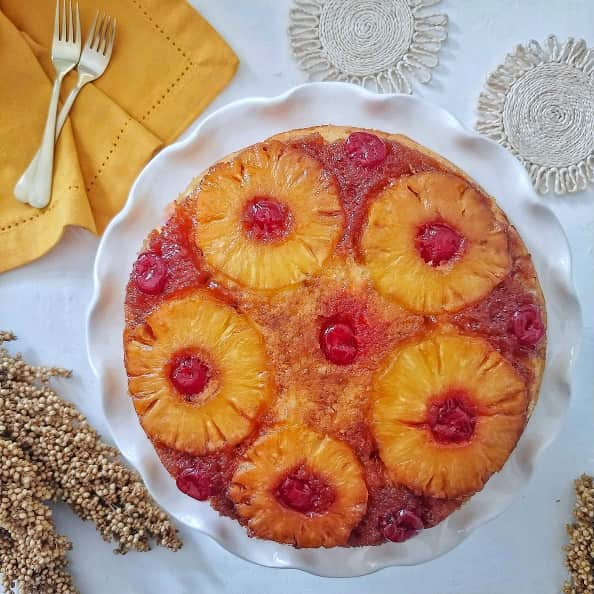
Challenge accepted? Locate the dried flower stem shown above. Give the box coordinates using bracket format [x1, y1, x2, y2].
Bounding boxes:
[0, 332, 182, 592]
[564, 475, 594, 594]
[0, 438, 76, 593]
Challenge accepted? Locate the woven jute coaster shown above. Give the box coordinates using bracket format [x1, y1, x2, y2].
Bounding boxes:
[288, 0, 448, 94]
[477, 35, 594, 195]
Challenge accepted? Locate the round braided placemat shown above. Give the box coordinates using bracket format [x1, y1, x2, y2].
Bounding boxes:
[288, 0, 448, 94]
[477, 35, 594, 195]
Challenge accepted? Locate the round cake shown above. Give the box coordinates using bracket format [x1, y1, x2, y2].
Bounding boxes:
[123, 126, 546, 548]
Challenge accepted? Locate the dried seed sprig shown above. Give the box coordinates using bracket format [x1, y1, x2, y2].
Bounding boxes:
[0, 527, 74, 594]
[0, 332, 182, 592]
[0, 438, 75, 594]
[563, 475, 594, 594]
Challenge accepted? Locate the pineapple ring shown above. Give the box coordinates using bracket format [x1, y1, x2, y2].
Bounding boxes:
[371, 329, 527, 499]
[195, 141, 344, 291]
[124, 293, 271, 455]
[361, 172, 511, 314]
[229, 426, 368, 548]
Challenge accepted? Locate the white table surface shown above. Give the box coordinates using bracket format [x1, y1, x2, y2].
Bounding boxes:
[1, 1, 593, 592]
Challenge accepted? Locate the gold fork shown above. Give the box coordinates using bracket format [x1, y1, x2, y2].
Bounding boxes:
[14, 11, 116, 207]
[14, 0, 82, 208]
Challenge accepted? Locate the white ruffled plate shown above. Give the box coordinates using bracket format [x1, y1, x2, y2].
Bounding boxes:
[87, 82, 581, 577]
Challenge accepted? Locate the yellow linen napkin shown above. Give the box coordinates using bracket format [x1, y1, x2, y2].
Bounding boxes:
[0, 0, 238, 273]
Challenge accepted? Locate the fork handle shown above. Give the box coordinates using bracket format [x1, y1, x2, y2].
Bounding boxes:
[56, 82, 82, 135]
[16, 73, 65, 208]
[14, 82, 84, 204]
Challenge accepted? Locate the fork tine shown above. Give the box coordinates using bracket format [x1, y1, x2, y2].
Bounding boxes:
[61, 0, 66, 40]
[53, 0, 60, 41]
[99, 17, 111, 54]
[94, 13, 107, 51]
[67, 0, 72, 42]
[75, 2, 81, 47]
[105, 19, 116, 60]
[85, 11, 99, 49]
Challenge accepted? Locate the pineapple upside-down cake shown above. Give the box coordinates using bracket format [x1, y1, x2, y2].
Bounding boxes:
[124, 126, 546, 548]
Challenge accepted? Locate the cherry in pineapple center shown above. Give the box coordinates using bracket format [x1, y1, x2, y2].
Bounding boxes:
[427, 392, 477, 444]
[242, 197, 293, 243]
[276, 465, 335, 514]
[416, 222, 465, 266]
[169, 351, 212, 400]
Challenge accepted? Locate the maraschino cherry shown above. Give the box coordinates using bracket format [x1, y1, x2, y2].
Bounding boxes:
[133, 252, 168, 294]
[383, 509, 424, 543]
[511, 304, 545, 346]
[320, 320, 358, 365]
[345, 132, 388, 167]
[416, 222, 464, 266]
[170, 354, 210, 397]
[242, 197, 292, 242]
